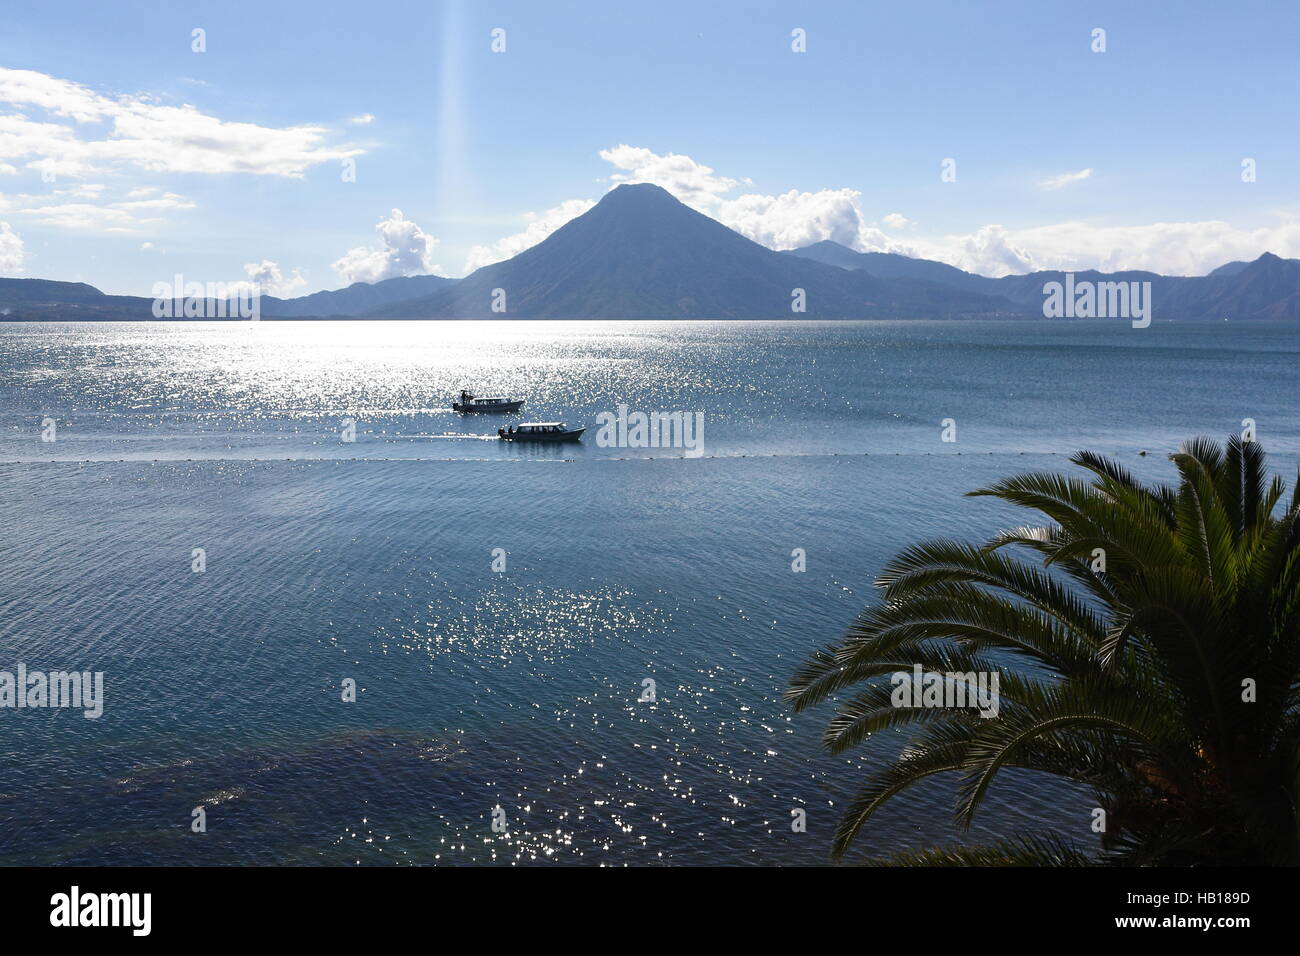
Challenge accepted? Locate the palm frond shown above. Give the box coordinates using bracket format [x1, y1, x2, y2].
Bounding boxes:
[791, 435, 1300, 866]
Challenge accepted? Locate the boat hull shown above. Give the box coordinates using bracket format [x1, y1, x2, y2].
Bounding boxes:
[453, 400, 524, 413]
[499, 427, 585, 442]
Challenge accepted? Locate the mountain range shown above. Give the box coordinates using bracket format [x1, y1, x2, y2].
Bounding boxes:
[3, 183, 1299, 321]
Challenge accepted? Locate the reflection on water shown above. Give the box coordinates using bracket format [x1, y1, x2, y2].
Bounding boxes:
[4, 319, 1297, 462]
[0, 320, 1294, 864]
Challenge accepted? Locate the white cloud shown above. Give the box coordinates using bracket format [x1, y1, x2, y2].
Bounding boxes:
[0, 68, 104, 123]
[599, 144, 738, 208]
[0, 221, 24, 273]
[912, 215, 1300, 277]
[712, 188, 870, 250]
[242, 259, 306, 296]
[174, 260, 305, 299]
[332, 209, 443, 283]
[16, 203, 135, 231]
[0, 68, 362, 179]
[0, 113, 84, 178]
[907, 225, 1036, 276]
[349, 114, 375, 125]
[463, 198, 595, 273]
[0, 187, 195, 231]
[881, 213, 1300, 277]
[1039, 168, 1093, 190]
[882, 212, 911, 229]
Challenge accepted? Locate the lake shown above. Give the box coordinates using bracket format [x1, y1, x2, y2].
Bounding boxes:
[0, 319, 1295, 865]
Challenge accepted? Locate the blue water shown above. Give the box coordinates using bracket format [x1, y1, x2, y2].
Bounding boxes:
[0, 320, 1296, 865]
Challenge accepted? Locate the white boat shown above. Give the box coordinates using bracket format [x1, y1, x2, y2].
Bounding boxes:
[498, 422, 585, 442]
[452, 391, 524, 413]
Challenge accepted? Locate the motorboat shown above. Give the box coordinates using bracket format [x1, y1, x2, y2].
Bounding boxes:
[498, 422, 585, 442]
[452, 390, 524, 413]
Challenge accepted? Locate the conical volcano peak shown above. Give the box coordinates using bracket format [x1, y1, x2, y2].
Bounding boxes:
[596, 182, 683, 207]
[364, 172, 1028, 319]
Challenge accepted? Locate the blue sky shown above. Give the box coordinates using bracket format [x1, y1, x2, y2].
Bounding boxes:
[2, 0, 1299, 294]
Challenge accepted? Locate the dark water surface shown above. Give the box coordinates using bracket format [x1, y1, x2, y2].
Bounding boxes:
[0, 320, 1295, 864]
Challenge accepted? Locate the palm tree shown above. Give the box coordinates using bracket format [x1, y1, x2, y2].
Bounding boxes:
[787, 436, 1300, 865]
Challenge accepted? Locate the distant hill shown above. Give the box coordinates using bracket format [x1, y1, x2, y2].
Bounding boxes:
[3, 195, 1299, 321]
[0, 273, 457, 320]
[783, 240, 991, 294]
[1172, 252, 1300, 319]
[1207, 260, 1251, 278]
[0, 278, 109, 309]
[264, 275, 456, 317]
[786, 240, 1300, 320]
[369, 183, 1018, 319]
